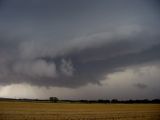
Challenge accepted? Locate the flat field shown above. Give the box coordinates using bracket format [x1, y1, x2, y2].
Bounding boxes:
[0, 102, 160, 120]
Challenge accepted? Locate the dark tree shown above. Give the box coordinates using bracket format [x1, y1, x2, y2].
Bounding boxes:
[111, 99, 119, 103]
[49, 97, 59, 103]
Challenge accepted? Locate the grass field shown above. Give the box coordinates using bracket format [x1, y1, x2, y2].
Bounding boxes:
[0, 102, 160, 120]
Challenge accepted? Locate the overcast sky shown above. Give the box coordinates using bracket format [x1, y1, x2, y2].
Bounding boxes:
[0, 0, 160, 100]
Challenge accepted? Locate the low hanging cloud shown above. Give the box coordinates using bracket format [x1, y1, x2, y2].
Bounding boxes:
[0, 26, 160, 87]
[134, 83, 148, 89]
[0, 0, 160, 88]
[60, 59, 74, 76]
[13, 60, 57, 78]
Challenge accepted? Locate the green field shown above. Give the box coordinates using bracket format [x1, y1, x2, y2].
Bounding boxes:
[0, 102, 160, 120]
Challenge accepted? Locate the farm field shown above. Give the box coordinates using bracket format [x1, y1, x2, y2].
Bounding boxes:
[0, 102, 160, 120]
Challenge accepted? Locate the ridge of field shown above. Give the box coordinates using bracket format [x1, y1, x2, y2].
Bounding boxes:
[0, 101, 160, 120]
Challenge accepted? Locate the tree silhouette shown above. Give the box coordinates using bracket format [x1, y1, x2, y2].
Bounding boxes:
[49, 97, 59, 103]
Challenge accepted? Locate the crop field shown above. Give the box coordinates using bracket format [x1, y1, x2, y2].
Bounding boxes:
[0, 102, 160, 120]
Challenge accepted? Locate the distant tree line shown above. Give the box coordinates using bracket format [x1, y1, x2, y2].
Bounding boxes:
[59, 99, 160, 104]
[0, 97, 160, 104]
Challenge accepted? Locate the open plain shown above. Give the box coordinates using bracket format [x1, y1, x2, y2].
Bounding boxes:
[0, 102, 160, 120]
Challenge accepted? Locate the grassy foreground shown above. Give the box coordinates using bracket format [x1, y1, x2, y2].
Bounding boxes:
[0, 101, 160, 120]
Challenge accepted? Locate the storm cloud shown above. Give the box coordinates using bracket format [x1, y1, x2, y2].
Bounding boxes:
[134, 83, 148, 89]
[0, 0, 160, 89]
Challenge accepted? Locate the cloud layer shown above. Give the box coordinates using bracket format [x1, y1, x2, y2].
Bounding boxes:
[0, 0, 160, 89]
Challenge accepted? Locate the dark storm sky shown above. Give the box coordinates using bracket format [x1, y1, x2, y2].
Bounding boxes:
[0, 0, 160, 99]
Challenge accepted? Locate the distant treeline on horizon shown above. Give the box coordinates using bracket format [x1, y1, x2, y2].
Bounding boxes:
[0, 97, 160, 104]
